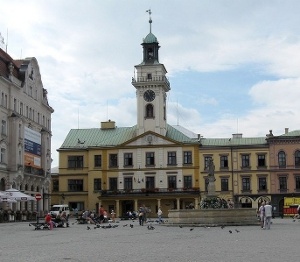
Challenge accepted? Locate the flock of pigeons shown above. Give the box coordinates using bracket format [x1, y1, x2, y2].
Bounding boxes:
[82, 220, 241, 233]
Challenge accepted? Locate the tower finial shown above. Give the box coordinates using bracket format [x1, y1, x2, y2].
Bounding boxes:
[146, 9, 152, 33]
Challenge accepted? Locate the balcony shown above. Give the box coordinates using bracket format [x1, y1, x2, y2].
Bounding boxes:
[100, 188, 200, 197]
[132, 76, 170, 90]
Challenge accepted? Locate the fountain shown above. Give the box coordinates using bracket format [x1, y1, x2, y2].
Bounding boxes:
[167, 159, 258, 226]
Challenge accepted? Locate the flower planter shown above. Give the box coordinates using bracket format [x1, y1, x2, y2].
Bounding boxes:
[9, 214, 15, 222]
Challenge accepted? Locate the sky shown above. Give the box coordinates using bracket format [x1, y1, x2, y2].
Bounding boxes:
[1, 0, 300, 168]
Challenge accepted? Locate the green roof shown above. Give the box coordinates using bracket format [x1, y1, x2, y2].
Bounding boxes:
[59, 124, 198, 150]
[280, 130, 300, 137]
[201, 137, 267, 147]
[143, 32, 158, 43]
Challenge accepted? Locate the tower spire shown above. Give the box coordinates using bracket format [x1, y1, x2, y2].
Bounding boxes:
[146, 9, 152, 33]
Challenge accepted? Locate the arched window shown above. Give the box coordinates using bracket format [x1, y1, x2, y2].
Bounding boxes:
[295, 150, 300, 167]
[145, 104, 154, 118]
[278, 151, 286, 168]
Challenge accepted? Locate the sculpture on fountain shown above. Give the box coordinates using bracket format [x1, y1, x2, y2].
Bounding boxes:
[201, 158, 228, 209]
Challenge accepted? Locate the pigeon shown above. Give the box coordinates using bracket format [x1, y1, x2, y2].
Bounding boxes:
[147, 225, 155, 230]
[229, 230, 232, 233]
[179, 225, 183, 228]
[235, 229, 240, 233]
[130, 224, 134, 228]
[293, 219, 296, 222]
[190, 228, 194, 231]
[221, 225, 225, 229]
[123, 224, 128, 227]
[87, 226, 91, 230]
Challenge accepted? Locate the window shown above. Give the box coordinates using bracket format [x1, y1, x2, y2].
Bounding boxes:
[1, 120, 7, 135]
[20, 102, 23, 115]
[204, 156, 212, 170]
[242, 177, 251, 191]
[295, 151, 300, 168]
[0, 148, 6, 163]
[220, 155, 228, 168]
[13, 98, 17, 111]
[295, 176, 300, 191]
[221, 178, 229, 191]
[147, 73, 152, 79]
[167, 152, 177, 165]
[68, 179, 83, 191]
[258, 177, 267, 191]
[124, 153, 133, 167]
[168, 176, 177, 189]
[109, 177, 118, 191]
[52, 180, 59, 192]
[145, 104, 154, 118]
[146, 152, 155, 166]
[257, 154, 266, 167]
[183, 176, 192, 189]
[183, 151, 192, 164]
[109, 154, 118, 168]
[278, 151, 286, 168]
[146, 176, 155, 189]
[124, 177, 132, 191]
[94, 155, 102, 168]
[241, 155, 250, 168]
[279, 176, 287, 191]
[94, 178, 101, 191]
[68, 156, 83, 168]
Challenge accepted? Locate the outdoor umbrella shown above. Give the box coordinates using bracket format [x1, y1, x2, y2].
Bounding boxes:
[5, 188, 36, 201]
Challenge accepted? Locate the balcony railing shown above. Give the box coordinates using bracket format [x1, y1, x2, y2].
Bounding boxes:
[132, 76, 170, 89]
[100, 187, 199, 196]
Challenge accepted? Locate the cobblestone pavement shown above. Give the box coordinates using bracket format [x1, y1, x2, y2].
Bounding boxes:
[0, 217, 299, 262]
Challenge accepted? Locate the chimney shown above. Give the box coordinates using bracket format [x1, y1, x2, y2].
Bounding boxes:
[101, 119, 116, 129]
[285, 128, 289, 134]
[232, 133, 242, 139]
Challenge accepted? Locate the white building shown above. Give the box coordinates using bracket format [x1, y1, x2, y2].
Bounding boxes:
[0, 48, 54, 213]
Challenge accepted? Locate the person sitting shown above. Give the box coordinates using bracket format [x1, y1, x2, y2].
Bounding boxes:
[45, 213, 55, 230]
[82, 210, 95, 224]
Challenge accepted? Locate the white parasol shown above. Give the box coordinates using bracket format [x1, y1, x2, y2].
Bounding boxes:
[5, 188, 36, 201]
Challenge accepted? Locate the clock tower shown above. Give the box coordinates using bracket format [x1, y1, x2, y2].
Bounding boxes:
[132, 10, 170, 136]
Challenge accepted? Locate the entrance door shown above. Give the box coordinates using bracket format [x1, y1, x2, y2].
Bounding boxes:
[122, 200, 134, 218]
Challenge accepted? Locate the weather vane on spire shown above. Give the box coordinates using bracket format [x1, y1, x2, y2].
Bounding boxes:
[146, 9, 152, 33]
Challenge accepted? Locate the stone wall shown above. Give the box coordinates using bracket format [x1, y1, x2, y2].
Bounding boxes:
[167, 208, 259, 226]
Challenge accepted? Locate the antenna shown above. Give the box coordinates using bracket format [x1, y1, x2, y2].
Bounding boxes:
[236, 118, 239, 133]
[106, 101, 108, 120]
[6, 28, 8, 53]
[146, 9, 152, 33]
[77, 107, 79, 129]
[176, 99, 179, 125]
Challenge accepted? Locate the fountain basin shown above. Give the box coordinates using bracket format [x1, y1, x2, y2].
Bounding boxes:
[167, 208, 258, 226]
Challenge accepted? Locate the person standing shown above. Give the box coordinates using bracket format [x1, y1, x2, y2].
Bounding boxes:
[258, 202, 265, 228]
[138, 206, 145, 226]
[264, 201, 272, 230]
[111, 209, 116, 222]
[99, 205, 105, 223]
[157, 207, 163, 224]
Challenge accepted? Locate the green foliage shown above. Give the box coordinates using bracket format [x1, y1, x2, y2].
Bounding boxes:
[200, 197, 228, 209]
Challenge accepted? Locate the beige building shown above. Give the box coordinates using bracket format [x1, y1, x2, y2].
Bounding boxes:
[0, 48, 54, 213]
[53, 18, 300, 218]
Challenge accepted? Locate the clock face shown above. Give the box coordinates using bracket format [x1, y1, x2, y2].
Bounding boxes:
[143, 90, 155, 102]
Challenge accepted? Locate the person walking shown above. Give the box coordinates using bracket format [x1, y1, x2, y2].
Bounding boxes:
[264, 201, 272, 230]
[157, 207, 163, 224]
[258, 201, 265, 228]
[138, 206, 145, 226]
